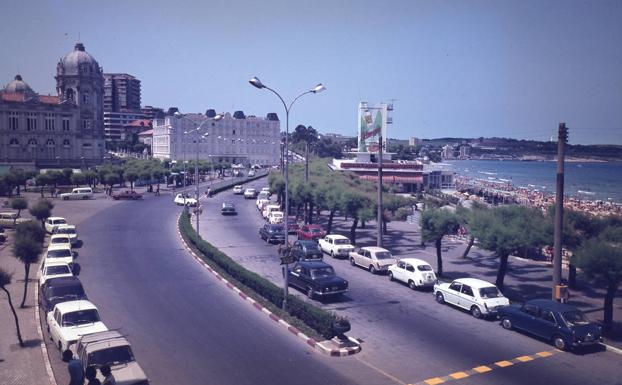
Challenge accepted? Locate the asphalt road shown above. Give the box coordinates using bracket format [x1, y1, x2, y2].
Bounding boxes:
[199, 179, 622, 385]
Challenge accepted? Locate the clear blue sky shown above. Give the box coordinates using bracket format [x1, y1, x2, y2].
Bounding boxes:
[2, 0, 621, 144]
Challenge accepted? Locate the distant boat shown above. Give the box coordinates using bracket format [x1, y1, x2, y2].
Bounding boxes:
[578, 190, 596, 195]
[499, 178, 511, 182]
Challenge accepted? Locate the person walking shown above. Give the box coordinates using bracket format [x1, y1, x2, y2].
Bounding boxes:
[100, 365, 116, 385]
[63, 349, 85, 385]
[155, 185, 160, 196]
[85, 366, 101, 385]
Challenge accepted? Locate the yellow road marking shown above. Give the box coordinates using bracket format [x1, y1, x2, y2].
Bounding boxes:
[449, 372, 469, 379]
[473, 365, 492, 373]
[536, 351, 553, 357]
[424, 378, 445, 385]
[494, 360, 513, 368]
[516, 355, 534, 362]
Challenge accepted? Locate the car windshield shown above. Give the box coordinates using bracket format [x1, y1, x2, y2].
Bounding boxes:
[310, 266, 335, 278]
[88, 345, 135, 366]
[417, 265, 433, 272]
[270, 226, 284, 232]
[47, 249, 72, 258]
[375, 251, 393, 260]
[57, 228, 76, 235]
[51, 238, 70, 244]
[48, 285, 84, 299]
[62, 309, 100, 326]
[334, 239, 350, 245]
[479, 287, 503, 298]
[46, 265, 71, 275]
[309, 228, 322, 233]
[562, 310, 591, 326]
[54, 219, 67, 225]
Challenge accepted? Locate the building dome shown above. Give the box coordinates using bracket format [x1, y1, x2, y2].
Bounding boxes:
[3, 74, 36, 96]
[58, 43, 102, 76]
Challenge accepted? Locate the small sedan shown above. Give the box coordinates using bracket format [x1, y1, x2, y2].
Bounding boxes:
[232, 185, 244, 194]
[259, 224, 286, 244]
[297, 224, 326, 241]
[290, 240, 323, 261]
[49, 234, 73, 250]
[45, 217, 68, 234]
[388, 258, 436, 289]
[174, 193, 198, 206]
[53, 225, 79, 247]
[112, 190, 143, 200]
[47, 300, 108, 354]
[244, 188, 257, 199]
[498, 299, 603, 351]
[286, 260, 348, 299]
[434, 278, 509, 318]
[39, 261, 73, 286]
[221, 202, 237, 215]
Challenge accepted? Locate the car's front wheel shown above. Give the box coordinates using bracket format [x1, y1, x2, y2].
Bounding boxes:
[471, 305, 482, 319]
[307, 287, 314, 299]
[389, 272, 394, 281]
[435, 292, 445, 304]
[553, 335, 568, 351]
[501, 317, 513, 330]
[369, 265, 376, 274]
[350, 258, 356, 266]
[409, 280, 417, 290]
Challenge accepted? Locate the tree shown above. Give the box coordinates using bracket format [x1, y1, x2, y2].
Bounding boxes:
[10, 197, 28, 226]
[0, 268, 24, 346]
[469, 205, 546, 289]
[421, 208, 460, 276]
[13, 222, 44, 308]
[70, 173, 86, 187]
[125, 170, 139, 191]
[456, 202, 486, 259]
[341, 191, 369, 244]
[83, 170, 98, 188]
[29, 199, 54, 231]
[35, 173, 53, 197]
[571, 226, 622, 332]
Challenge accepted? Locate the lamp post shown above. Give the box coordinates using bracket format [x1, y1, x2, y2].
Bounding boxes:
[249, 76, 325, 311]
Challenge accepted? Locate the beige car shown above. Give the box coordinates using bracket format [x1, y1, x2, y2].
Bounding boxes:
[45, 217, 68, 233]
[268, 211, 284, 224]
[262, 204, 281, 220]
[0, 212, 31, 228]
[349, 246, 397, 274]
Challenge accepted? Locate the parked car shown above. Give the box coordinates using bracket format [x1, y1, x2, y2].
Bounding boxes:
[60, 187, 93, 200]
[318, 234, 354, 258]
[259, 224, 285, 244]
[49, 234, 73, 250]
[388, 258, 436, 289]
[286, 216, 300, 234]
[44, 245, 74, 268]
[221, 202, 237, 215]
[244, 188, 257, 199]
[349, 246, 397, 274]
[233, 185, 244, 194]
[0, 212, 31, 228]
[290, 240, 323, 261]
[40, 276, 87, 313]
[256, 198, 270, 211]
[268, 211, 284, 224]
[38, 261, 73, 286]
[434, 278, 510, 319]
[248, 170, 256, 177]
[53, 225, 79, 247]
[497, 299, 603, 350]
[262, 204, 281, 220]
[234, 171, 244, 177]
[45, 217, 68, 233]
[47, 300, 108, 354]
[112, 190, 143, 200]
[0, 227, 5, 243]
[297, 224, 326, 241]
[173, 193, 197, 206]
[286, 260, 348, 299]
[76, 330, 150, 385]
[257, 191, 270, 201]
[261, 187, 271, 195]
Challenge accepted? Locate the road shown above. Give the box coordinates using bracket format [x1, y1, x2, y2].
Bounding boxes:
[199, 178, 622, 385]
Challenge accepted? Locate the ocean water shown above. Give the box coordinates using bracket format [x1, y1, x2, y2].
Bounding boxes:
[447, 160, 622, 203]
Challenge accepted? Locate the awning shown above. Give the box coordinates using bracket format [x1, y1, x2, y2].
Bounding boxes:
[359, 175, 423, 184]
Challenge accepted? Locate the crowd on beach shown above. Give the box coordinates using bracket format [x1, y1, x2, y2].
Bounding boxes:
[454, 175, 622, 216]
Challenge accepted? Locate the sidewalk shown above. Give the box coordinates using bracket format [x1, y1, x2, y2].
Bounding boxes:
[0, 231, 54, 385]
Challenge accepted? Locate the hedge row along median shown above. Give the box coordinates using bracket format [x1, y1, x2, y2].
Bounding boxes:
[178, 189, 339, 340]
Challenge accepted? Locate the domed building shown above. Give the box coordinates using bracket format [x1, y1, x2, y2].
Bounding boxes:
[0, 43, 106, 167]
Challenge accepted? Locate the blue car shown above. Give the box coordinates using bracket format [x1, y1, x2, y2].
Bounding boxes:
[497, 299, 602, 351]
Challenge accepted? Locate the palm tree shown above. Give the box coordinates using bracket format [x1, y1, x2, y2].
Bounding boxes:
[0, 268, 24, 346]
[13, 222, 44, 308]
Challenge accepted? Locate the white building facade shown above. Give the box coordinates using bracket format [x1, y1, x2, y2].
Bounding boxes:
[152, 110, 280, 166]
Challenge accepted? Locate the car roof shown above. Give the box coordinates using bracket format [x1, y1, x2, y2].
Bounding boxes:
[48, 217, 66, 221]
[44, 261, 71, 267]
[297, 240, 317, 245]
[327, 234, 349, 240]
[54, 300, 97, 313]
[50, 234, 71, 239]
[526, 299, 578, 312]
[47, 244, 72, 251]
[56, 224, 76, 229]
[80, 330, 130, 351]
[453, 278, 497, 289]
[361, 246, 390, 253]
[44, 276, 82, 288]
[399, 258, 431, 265]
[297, 260, 333, 268]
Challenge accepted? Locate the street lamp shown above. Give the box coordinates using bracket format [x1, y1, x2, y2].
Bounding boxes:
[249, 76, 325, 311]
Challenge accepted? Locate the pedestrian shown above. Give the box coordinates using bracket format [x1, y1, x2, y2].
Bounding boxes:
[100, 365, 116, 385]
[156, 185, 160, 196]
[63, 349, 85, 385]
[207, 187, 212, 198]
[85, 366, 101, 385]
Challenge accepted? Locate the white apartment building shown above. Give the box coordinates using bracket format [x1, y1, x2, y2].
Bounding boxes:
[152, 110, 280, 166]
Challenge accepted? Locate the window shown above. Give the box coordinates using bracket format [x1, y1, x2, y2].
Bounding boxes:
[9, 112, 19, 130]
[10, 138, 19, 146]
[541, 310, 556, 324]
[82, 119, 91, 130]
[449, 282, 462, 292]
[28, 139, 37, 146]
[62, 118, 70, 131]
[45, 114, 55, 131]
[406, 265, 415, 272]
[397, 261, 405, 269]
[26, 113, 37, 131]
[523, 304, 540, 317]
[63, 139, 71, 147]
[46, 139, 55, 147]
[461, 285, 474, 297]
[82, 92, 90, 104]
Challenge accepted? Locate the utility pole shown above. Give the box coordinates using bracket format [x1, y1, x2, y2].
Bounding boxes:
[553, 123, 568, 301]
[377, 135, 383, 247]
[304, 140, 309, 182]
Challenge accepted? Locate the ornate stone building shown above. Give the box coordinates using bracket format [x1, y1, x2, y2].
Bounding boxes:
[0, 43, 106, 168]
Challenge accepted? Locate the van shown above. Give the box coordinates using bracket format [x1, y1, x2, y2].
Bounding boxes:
[60, 187, 93, 200]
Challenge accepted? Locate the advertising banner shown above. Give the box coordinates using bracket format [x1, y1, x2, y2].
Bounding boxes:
[358, 102, 387, 153]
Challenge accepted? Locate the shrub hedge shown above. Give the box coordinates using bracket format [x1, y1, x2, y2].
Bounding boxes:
[178, 177, 338, 339]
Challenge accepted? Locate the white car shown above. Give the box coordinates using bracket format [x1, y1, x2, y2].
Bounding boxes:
[268, 211, 284, 224]
[244, 188, 257, 199]
[60, 187, 93, 200]
[262, 204, 281, 220]
[434, 278, 510, 319]
[49, 234, 73, 250]
[44, 244, 74, 267]
[261, 187, 271, 195]
[0, 212, 31, 228]
[38, 261, 73, 286]
[232, 185, 244, 194]
[318, 234, 355, 258]
[47, 300, 108, 354]
[45, 217, 68, 233]
[53, 225, 79, 246]
[257, 191, 270, 201]
[248, 170, 256, 177]
[173, 193, 197, 206]
[349, 246, 397, 274]
[388, 258, 436, 289]
[256, 198, 270, 211]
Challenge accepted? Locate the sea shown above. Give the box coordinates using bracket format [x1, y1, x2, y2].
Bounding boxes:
[446, 160, 622, 204]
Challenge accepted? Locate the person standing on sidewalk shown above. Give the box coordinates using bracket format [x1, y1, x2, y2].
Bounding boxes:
[63, 349, 85, 385]
[85, 366, 101, 385]
[101, 364, 116, 385]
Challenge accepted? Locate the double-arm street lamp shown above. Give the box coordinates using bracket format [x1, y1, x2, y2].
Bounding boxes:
[249, 76, 325, 311]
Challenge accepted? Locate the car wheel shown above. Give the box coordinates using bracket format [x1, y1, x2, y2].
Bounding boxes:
[331, 250, 335, 258]
[389, 272, 394, 281]
[435, 292, 445, 304]
[409, 280, 416, 290]
[553, 335, 568, 351]
[62, 197, 68, 201]
[501, 317, 513, 330]
[350, 258, 356, 266]
[58, 341, 62, 354]
[369, 265, 376, 274]
[307, 287, 314, 299]
[471, 306, 482, 319]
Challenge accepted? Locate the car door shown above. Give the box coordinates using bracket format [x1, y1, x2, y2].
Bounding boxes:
[288, 264, 303, 289]
[393, 261, 406, 282]
[404, 263, 416, 284]
[532, 309, 559, 339]
[459, 284, 476, 310]
[514, 304, 540, 331]
[444, 282, 462, 305]
[49, 308, 61, 344]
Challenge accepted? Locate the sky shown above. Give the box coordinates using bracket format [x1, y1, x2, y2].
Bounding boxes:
[1, 0, 621, 145]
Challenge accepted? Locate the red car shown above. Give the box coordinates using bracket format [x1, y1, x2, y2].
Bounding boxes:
[112, 190, 143, 200]
[297, 224, 326, 241]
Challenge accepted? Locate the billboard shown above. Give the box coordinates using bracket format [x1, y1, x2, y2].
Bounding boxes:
[357, 102, 388, 153]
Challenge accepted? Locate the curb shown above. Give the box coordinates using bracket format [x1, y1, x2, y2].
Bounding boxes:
[176, 212, 361, 357]
[34, 270, 58, 385]
[601, 342, 622, 356]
